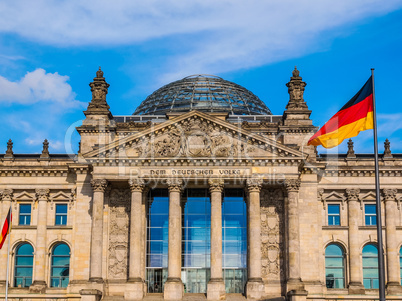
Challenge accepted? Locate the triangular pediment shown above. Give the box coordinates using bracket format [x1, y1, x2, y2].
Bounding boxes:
[84, 111, 305, 161]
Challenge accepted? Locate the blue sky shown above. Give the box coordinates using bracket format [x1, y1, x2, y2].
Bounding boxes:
[0, 1, 402, 155]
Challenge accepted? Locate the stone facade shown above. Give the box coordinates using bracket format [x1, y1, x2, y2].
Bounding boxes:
[0, 68, 401, 301]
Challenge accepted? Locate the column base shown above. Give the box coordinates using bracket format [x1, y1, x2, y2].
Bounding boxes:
[286, 278, 304, 292]
[124, 279, 145, 301]
[80, 289, 103, 301]
[207, 278, 226, 300]
[287, 289, 308, 301]
[246, 278, 265, 300]
[348, 282, 365, 294]
[163, 278, 184, 300]
[89, 277, 104, 283]
[29, 280, 47, 293]
[387, 282, 402, 294]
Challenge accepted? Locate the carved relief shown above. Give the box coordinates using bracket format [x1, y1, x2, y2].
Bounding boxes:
[106, 116, 284, 159]
[260, 188, 285, 281]
[108, 189, 130, 280]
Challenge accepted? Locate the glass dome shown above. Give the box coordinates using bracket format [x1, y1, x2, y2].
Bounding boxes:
[133, 75, 272, 115]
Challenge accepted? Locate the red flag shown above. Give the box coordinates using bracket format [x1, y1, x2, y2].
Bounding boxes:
[0, 207, 12, 249]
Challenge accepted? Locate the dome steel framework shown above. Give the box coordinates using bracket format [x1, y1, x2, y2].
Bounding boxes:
[133, 75, 272, 115]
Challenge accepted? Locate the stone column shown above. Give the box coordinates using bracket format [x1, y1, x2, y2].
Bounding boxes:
[207, 179, 226, 300]
[284, 179, 305, 293]
[164, 179, 184, 300]
[383, 189, 402, 293]
[245, 178, 265, 300]
[346, 188, 365, 294]
[0, 189, 13, 288]
[30, 189, 50, 293]
[89, 179, 108, 282]
[125, 178, 146, 300]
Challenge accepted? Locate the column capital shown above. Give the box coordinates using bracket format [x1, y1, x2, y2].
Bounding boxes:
[246, 178, 262, 193]
[35, 188, 50, 201]
[208, 179, 224, 193]
[167, 179, 183, 193]
[128, 178, 145, 192]
[284, 178, 300, 192]
[383, 188, 397, 202]
[1, 189, 14, 201]
[90, 179, 108, 192]
[346, 188, 360, 201]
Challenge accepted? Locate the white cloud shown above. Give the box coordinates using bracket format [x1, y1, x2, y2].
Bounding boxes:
[0, 68, 85, 108]
[0, 1, 401, 77]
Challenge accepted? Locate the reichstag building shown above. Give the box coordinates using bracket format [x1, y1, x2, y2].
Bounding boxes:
[0, 67, 402, 301]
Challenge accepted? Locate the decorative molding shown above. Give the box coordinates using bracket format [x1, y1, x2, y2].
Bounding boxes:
[35, 189, 50, 201]
[128, 178, 145, 192]
[167, 179, 183, 193]
[208, 178, 224, 193]
[382, 188, 397, 202]
[90, 179, 108, 192]
[260, 188, 285, 281]
[284, 178, 300, 193]
[108, 189, 130, 280]
[246, 178, 263, 193]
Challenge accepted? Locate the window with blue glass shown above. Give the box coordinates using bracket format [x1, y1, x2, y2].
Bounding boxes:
[55, 204, 68, 225]
[14, 243, 34, 287]
[328, 204, 340, 226]
[182, 189, 211, 293]
[363, 244, 379, 289]
[365, 204, 377, 226]
[50, 243, 70, 287]
[19, 204, 31, 225]
[222, 189, 247, 294]
[400, 246, 402, 285]
[325, 244, 345, 288]
[146, 189, 169, 293]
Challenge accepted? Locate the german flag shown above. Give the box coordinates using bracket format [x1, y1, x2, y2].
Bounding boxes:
[0, 207, 12, 250]
[308, 76, 373, 148]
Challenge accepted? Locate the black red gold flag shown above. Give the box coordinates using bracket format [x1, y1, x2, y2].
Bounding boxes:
[308, 76, 373, 148]
[0, 207, 12, 250]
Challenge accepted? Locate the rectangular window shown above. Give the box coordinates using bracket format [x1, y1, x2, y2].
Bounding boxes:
[55, 204, 68, 225]
[328, 204, 340, 226]
[365, 204, 377, 226]
[19, 204, 31, 225]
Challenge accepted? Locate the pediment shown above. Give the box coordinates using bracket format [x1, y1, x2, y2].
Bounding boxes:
[84, 111, 305, 161]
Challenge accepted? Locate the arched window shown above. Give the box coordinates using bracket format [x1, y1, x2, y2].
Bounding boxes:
[325, 244, 345, 288]
[363, 244, 379, 289]
[50, 243, 70, 288]
[14, 243, 34, 287]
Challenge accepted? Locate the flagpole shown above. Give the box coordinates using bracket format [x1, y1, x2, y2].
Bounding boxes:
[371, 68, 386, 301]
[5, 220, 11, 301]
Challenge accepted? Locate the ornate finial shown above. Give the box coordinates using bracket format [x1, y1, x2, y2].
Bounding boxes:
[384, 138, 392, 158]
[292, 66, 300, 77]
[4, 139, 14, 159]
[285, 67, 307, 109]
[96, 66, 104, 78]
[84, 67, 111, 117]
[40, 139, 50, 159]
[347, 139, 355, 158]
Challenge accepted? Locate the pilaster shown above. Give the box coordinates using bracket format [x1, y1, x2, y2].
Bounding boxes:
[125, 178, 146, 301]
[89, 179, 108, 283]
[245, 178, 265, 300]
[346, 188, 365, 294]
[30, 189, 50, 293]
[207, 179, 225, 300]
[383, 188, 402, 294]
[284, 179, 305, 293]
[164, 179, 184, 300]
